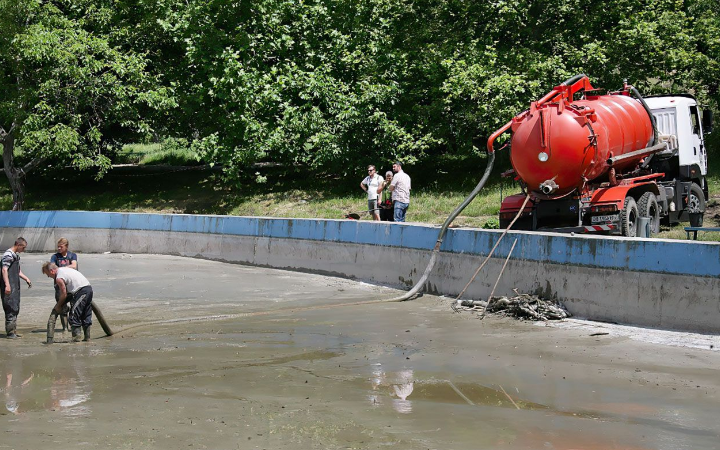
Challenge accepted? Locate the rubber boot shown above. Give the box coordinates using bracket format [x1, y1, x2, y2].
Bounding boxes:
[46, 311, 58, 344]
[71, 326, 83, 342]
[83, 325, 91, 342]
[6, 320, 19, 339]
[60, 314, 68, 332]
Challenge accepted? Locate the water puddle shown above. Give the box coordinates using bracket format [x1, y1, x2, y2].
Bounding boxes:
[2, 369, 93, 418]
[361, 367, 551, 415]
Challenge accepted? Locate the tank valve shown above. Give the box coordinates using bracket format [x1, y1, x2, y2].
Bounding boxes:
[539, 179, 559, 195]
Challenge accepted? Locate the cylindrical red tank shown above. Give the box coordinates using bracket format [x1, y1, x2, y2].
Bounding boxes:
[510, 93, 654, 197]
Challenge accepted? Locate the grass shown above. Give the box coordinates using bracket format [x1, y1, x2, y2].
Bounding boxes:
[0, 152, 513, 227]
[116, 140, 202, 166]
[213, 152, 517, 228]
[114, 143, 161, 164]
[1, 148, 718, 240]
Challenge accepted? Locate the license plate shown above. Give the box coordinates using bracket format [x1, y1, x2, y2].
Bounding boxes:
[591, 214, 619, 224]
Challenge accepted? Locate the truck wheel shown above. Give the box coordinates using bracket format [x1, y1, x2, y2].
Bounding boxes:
[638, 192, 660, 236]
[620, 196, 638, 237]
[687, 183, 706, 213]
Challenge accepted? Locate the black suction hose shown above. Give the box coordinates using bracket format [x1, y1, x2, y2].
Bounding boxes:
[384, 152, 496, 302]
[629, 86, 658, 146]
[383, 75, 579, 303]
[561, 74, 587, 86]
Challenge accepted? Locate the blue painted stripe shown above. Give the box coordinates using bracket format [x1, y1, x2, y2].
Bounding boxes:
[0, 211, 717, 277]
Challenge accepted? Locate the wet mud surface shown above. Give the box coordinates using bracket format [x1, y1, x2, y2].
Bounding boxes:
[1, 254, 719, 449]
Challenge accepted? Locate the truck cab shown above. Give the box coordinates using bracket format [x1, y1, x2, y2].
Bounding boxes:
[645, 95, 711, 224]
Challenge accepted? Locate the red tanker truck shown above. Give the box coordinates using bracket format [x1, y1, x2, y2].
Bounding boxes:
[490, 75, 713, 237]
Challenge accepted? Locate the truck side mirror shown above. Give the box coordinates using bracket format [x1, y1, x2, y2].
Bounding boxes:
[702, 109, 713, 134]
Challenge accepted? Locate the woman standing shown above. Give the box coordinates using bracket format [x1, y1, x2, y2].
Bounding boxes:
[377, 171, 395, 222]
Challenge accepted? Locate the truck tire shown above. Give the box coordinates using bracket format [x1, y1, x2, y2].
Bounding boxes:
[620, 196, 638, 237]
[685, 183, 706, 226]
[637, 192, 660, 236]
[686, 183, 706, 213]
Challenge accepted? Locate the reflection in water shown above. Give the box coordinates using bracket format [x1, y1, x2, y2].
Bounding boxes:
[393, 370, 414, 399]
[366, 364, 415, 414]
[59, 393, 90, 409]
[392, 398, 412, 414]
[393, 383, 414, 400]
[4, 372, 33, 415]
[367, 364, 386, 407]
[52, 375, 92, 418]
[2, 352, 93, 417]
[51, 355, 93, 420]
[391, 369, 414, 414]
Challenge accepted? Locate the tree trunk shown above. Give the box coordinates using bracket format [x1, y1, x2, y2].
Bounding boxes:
[7, 170, 25, 211]
[1, 128, 26, 211]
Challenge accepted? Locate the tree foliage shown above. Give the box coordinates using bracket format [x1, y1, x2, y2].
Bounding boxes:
[0, 0, 173, 209]
[2, 0, 719, 193]
[129, 0, 718, 181]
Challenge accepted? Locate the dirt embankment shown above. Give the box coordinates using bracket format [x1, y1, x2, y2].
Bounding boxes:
[705, 192, 720, 226]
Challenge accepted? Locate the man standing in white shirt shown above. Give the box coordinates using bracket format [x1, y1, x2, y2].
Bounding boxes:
[42, 262, 94, 342]
[360, 165, 383, 221]
[389, 161, 411, 222]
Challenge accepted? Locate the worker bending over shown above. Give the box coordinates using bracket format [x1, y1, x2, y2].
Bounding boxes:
[41, 262, 93, 342]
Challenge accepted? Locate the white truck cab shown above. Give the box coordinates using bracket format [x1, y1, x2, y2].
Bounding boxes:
[644, 95, 713, 224]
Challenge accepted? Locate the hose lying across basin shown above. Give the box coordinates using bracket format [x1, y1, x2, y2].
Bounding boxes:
[88, 152, 501, 339]
[63, 151, 510, 340]
[383, 151, 497, 303]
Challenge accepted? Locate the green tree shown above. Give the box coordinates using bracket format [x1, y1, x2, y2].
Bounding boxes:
[141, 0, 718, 182]
[0, 0, 173, 209]
[5, 0, 717, 200]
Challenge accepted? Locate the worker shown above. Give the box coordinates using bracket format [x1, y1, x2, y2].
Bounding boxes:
[50, 238, 78, 269]
[49, 237, 78, 331]
[41, 262, 94, 342]
[1, 238, 32, 339]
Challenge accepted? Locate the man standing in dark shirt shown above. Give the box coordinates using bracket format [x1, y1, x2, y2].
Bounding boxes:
[50, 237, 77, 331]
[50, 238, 78, 269]
[1, 238, 32, 339]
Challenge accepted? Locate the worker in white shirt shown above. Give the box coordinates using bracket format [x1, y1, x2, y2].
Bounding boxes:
[42, 262, 94, 342]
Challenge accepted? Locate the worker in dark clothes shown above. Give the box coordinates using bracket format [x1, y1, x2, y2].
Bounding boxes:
[50, 237, 78, 331]
[42, 262, 93, 342]
[1, 238, 32, 339]
[50, 238, 78, 269]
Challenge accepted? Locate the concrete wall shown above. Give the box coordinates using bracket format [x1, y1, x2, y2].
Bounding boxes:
[1, 211, 718, 333]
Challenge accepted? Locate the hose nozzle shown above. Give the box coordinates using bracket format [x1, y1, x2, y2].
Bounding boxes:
[539, 179, 559, 195]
